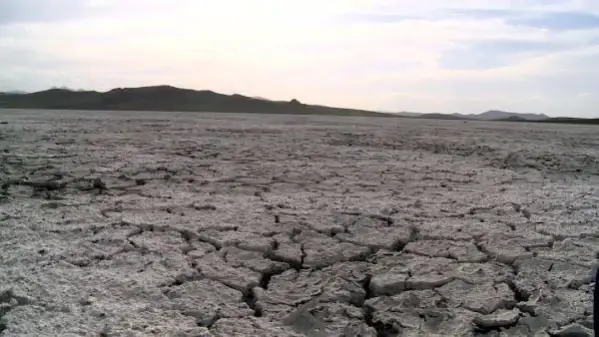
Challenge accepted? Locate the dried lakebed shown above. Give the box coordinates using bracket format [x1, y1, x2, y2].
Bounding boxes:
[1, 109, 598, 337]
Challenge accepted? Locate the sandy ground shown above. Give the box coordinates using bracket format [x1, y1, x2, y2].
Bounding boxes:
[1, 109, 598, 337]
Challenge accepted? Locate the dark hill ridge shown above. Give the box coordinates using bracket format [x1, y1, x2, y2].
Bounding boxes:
[0, 85, 596, 124]
[0, 85, 387, 117]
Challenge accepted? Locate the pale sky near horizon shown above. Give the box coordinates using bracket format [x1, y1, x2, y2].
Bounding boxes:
[1, 0, 598, 117]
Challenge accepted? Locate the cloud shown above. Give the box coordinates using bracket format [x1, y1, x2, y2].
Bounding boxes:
[0, 0, 598, 117]
[449, 9, 522, 20]
[440, 39, 574, 70]
[0, 0, 105, 25]
[338, 13, 416, 24]
[508, 12, 599, 30]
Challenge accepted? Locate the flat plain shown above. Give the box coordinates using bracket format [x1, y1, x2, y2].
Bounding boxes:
[1, 109, 598, 337]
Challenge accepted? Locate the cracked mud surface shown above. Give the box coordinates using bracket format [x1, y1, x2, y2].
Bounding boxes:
[1, 109, 599, 336]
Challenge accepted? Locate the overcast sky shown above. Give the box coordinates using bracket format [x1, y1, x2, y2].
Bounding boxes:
[1, 0, 598, 117]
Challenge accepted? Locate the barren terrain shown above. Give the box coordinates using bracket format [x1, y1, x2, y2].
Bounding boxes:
[1, 109, 598, 337]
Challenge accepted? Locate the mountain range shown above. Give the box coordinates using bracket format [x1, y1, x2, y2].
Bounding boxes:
[0, 86, 596, 124]
[0, 86, 386, 117]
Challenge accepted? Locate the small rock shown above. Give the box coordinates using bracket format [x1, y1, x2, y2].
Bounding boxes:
[512, 203, 521, 212]
[193, 203, 216, 211]
[79, 296, 94, 306]
[93, 178, 106, 190]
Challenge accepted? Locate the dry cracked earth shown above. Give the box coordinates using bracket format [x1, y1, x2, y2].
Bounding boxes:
[1, 109, 599, 337]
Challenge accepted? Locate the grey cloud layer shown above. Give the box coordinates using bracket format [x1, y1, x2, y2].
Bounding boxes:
[0, 0, 97, 24]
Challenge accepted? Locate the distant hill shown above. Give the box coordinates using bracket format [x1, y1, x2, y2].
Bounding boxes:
[392, 111, 422, 117]
[495, 115, 528, 122]
[416, 113, 468, 120]
[537, 117, 599, 125]
[0, 90, 28, 95]
[251, 96, 273, 101]
[451, 110, 549, 121]
[0, 85, 389, 117]
[409, 110, 597, 125]
[1, 86, 596, 125]
[479, 110, 549, 121]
